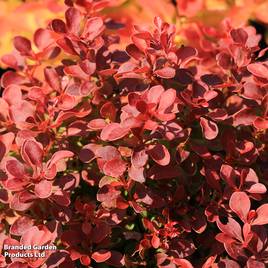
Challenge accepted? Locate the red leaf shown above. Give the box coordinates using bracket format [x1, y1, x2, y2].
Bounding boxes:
[252, 204, 268, 225]
[95, 146, 120, 161]
[131, 148, 148, 168]
[47, 150, 74, 169]
[65, 7, 81, 34]
[247, 183, 266, 194]
[3, 85, 22, 106]
[91, 250, 111, 263]
[243, 82, 265, 101]
[6, 159, 25, 178]
[103, 158, 126, 178]
[220, 164, 237, 188]
[229, 191, 250, 222]
[155, 67, 175, 79]
[79, 144, 99, 163]
[200, 117, 218, 140]
[34, 180, 53, 198]
[176, 46, 197, 63]
[100, 102, 116, 121]
[247, 63, 268, 78]
[129, 165, 145, 183]
[13, 36, 32, 54]
[105, 251, 125, 267]
[82, 17, 104, 40]
[79, 60, 96, 76]
[100, 123, 129, 141]
[253, 117, 268, 129]
[147, 143, 170, 166]
[217, 217, 243, 241]
[232, 108, 257, 127]
[157, 88, 176, 113]
[97, 185, 121, 204]
[0, 132, 14, 161]
[10, 216, 34, 236]
[34, 29, 54, 50]
[230, 28, 248, 44]
[88, 119, 107, 130]
[126, 44, 144, 60]
[64, 65, 88, 80]
[51, 19, 67, 33]
[21, 140, 43, 167]
[80, 255, 91, 266]
[151, 234, 160, 248]
[247, 259, 265, 268]
[44, 67, 61, 92]
[1, 71, 26, 88]
[147, 85, 164, 104]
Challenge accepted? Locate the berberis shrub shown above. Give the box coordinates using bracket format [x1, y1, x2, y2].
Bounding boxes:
[1, 0, 268, 267]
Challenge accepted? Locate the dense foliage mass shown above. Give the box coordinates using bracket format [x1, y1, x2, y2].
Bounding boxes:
[1, 0, 268, 267]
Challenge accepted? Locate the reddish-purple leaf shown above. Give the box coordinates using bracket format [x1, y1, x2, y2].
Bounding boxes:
[229, 191, 250, 222]
[95, 146, 120, 161]
[10, 216, 34, 236]
[176, 46, 197, 63]
[65, 7, 81, 34]
[230, 28, 248, 44]
[155, 67, 175, 79]
[252, 204, 268, 225]
[47, 150, 74, 169]
[247, 63, 268, 78]
[200, 117, 218, 140]
[91, 250, 111, 263]
[105, 251, 125, 267]
[0, 132, 15, 161]
[1, 71, 26, 88]
[151, 234, 160, 249]
[220, 164, 237, 187]
[34, 29, 54, 50]
[13, 36, 32, 54]
[232, 108, 257, 127]
[103, 158, 126, 178]
[201, 74, 223, 86]
[97, 185, 121, 204]
[158, 88, 176, 113]
[34, 180, 53, 198]
[100, 102, 116, 121]
[64, 65, 88, 80]
[147, 143, 170, 166]
[242, 82, 265, 101]
[126, 44, 144, 60]
[253, 117, 268, 129]
[3, 85, 22, 106]
[247, 183, 266, 194]
[44, 67, 61, 92]
[79, 60, 96, 76]
[217, 217, 243, 241]
[79, 144, 99, 163]
[129, 165, 145, 183]
[82, 17, 104, 40]
[100, 123, 129, 141]
[51, 19, 67, 33]
[6, 159, 25, 178]
[21, 140, 43, 167]
[88, 119, 107, 130]
[131, 148, 148, 168]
